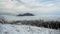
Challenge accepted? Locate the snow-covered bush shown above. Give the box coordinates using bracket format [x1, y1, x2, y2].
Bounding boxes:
[8, 20, 60, 29]
[0, 16, 7, 24]
[11, 20, 60, 30]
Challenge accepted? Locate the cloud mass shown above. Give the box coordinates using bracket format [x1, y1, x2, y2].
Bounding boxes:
[0, 0, 60, 15]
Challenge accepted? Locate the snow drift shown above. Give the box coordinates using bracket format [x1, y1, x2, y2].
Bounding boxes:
[0, 24, 60, 34]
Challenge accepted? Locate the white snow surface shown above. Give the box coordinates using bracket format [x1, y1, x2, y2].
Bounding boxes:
[0, 24, 60, 34]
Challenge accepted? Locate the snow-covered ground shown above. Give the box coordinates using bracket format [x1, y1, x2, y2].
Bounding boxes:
[0, 24, 60, 34]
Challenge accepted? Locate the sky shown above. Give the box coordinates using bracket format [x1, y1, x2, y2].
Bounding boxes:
[0, 0, 60, 16]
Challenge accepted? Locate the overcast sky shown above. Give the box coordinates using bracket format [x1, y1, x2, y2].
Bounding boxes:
[0, 0, 60, 15]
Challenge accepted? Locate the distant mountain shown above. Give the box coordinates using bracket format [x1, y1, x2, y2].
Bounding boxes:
[17, 13, 34, 16]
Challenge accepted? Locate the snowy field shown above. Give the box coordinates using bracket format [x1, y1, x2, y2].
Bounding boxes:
[0, 24, 60, 34]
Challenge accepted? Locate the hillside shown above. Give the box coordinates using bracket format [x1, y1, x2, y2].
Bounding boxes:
[0, 24, 60, 34]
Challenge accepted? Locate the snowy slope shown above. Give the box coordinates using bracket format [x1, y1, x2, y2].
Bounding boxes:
[0, 24, 60, 34]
